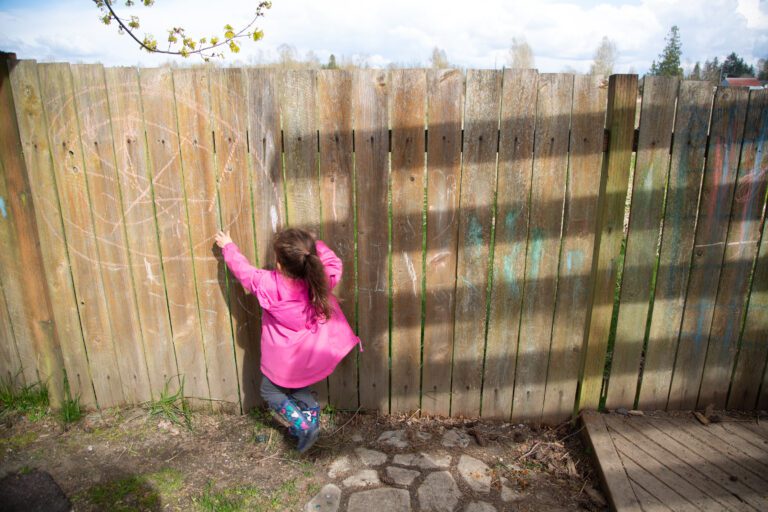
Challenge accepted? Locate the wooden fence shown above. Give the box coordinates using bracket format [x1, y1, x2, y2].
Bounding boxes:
[0, 53, 766, 423]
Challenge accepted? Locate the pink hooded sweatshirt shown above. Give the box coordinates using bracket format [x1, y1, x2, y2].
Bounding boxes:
[221, 240, 361, 389]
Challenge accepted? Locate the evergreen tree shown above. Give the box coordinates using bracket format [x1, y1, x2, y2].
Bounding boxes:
[688, 61, 701, 80]
[721, 52, 755, 77]
[649, 26, 683, 77]
[325, 54, 338, 69]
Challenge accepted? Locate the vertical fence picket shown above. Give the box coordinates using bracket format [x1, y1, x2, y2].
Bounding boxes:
[513, 73, 573, 421]
[422, 69, 463, 417]
[246, 69, 285, 269]
[37, 63, 124, 407]
[668, 87, 749, 410]
[606, 76, 678, 409]
[172, 67, 239, 412]
[452, 69, 501, 417]
[719, 89, 768, 410]
[139, 67, 210, 407]
[280, 69, 327, 405]
[104, 66, 177, 400]
[9, 60, 94, 405]
[542, 74, 606, 422]
[483, 69, 537, 419]
[210, 67, 261, 412]
[579, 74, 638, 411]
[318, 70, 357, 410]
[390, 69, 426, 414]
[353, 70, 390, 412]
[0, 282, 20, 383]
[70, 63, 151, 404]
[0, 56, 65, 401]
[638, 81, 713, 410]
[699, 90, 767, 409]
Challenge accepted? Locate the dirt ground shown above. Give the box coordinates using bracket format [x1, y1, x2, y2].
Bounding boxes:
[0, 405, 608, 511]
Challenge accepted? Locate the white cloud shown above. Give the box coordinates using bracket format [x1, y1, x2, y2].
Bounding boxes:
[0, 0, 764, 72]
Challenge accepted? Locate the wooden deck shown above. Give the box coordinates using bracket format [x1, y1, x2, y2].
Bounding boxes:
[582, 411, 768, 511]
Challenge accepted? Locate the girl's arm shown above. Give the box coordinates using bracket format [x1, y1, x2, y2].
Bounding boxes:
[216, 231, 266, 295]
[315, 240, 342, 290]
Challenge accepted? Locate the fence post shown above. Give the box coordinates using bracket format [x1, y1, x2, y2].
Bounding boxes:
[0, 53, 65, 403]
[578, 74, 638, 412]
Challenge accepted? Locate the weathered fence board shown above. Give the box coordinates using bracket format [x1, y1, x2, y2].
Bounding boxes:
[390, 69, 426, 414]
[318, 69, 357, 410]
[699, 89, 768, 408]
[71, 63, 151, 405]
[542, 74, 606, 422]
[668, 87, 749, 410]
[579, 74, 638, 411]
[514, 73, 573, 421]
[606, 76, 678, 409]
[422, 69, 463, 417]
[280, 69, 327, 405]
[173, 66, 239, 412]
[725, 89, 768, 410]
[354, 70, 390, 412]
[104, 66, 178, 400]
[38, 62, 125, 407]
[638, 81, 712, 410]
[2, 62, 766, 418]
[139, 67, 210, 406]
[483, 68, 537, 419]
[0, 56, 64, 401]
[452, 69, 501, 417]
[9, 60, 94, 405]
[0, 281, 20, 384]
[210, 67, 261, 412]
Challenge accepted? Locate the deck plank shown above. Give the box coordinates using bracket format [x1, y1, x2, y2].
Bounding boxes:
[696, 421, 768, 464]
[653, 418, 768, 489]
[615, 437, 705, 512]
[581, 411, 643, 512]
[607, 416, 736, 511]
[629, 478, 673, 512]
[628, 416, 767, 511]
[717, 422, 768, 455]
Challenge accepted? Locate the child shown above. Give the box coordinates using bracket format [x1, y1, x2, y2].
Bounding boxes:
[215, 228, 361, 453]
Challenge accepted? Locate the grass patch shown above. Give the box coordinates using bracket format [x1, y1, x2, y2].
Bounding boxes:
[0, 431, 38, 451]
[0, 377, 50, 422]
[74, 467, 184, 511]
[192, 478, 313, 512]
[147, 377, 191, 429]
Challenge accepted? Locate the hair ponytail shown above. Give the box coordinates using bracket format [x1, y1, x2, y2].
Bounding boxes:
[304, 252, 332, 319]
[273, 228, 332, 320]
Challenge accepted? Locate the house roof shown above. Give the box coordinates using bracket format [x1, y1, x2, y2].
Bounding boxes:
[723, 77, 762, 87]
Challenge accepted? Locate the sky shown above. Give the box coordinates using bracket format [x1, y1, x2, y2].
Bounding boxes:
[0, 0, 766, 74]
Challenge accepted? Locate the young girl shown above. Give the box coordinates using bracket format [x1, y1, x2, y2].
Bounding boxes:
[214, 228, 360, 453]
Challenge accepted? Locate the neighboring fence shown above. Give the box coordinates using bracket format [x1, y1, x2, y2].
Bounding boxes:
[0, 53, 766, 422]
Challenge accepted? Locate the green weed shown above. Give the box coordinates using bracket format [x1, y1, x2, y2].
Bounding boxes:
[147, 377, 191, 429]
[0, 376, 50, 421]
[59, 375, 83, 424]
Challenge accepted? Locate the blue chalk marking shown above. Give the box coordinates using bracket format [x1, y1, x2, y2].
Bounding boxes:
[566, 249, 584, 273]
[529, 228, 544, 279]
[0, 197, 6, 219]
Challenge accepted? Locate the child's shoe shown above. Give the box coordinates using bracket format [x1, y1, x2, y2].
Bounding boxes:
[269, 399, 311, 437]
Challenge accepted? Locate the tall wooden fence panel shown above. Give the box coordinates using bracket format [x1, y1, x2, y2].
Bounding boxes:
[2, 57, 767, 421]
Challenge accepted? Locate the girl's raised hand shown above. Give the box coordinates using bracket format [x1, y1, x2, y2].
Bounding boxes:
[214, 230, 233, 248]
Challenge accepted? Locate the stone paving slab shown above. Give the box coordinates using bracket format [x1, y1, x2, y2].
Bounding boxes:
[347, 488, 411, 512]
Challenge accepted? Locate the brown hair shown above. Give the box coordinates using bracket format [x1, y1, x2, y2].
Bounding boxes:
[273, 228, 331, 319]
